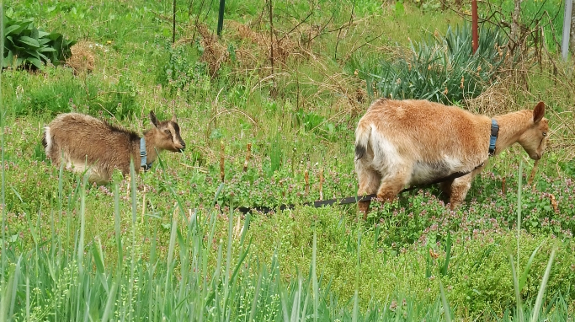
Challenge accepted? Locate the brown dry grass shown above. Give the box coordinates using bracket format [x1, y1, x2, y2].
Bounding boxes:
[66, 40, 96, 74]
[465, 77, 518, 115]
[174, 20, 367, 124]
[179, 22, 301, 77]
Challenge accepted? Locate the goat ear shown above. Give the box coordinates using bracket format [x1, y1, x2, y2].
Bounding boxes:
[171, 113, 177, 123]
[533, 101, 545, 123]
[149, 111, 159, 127]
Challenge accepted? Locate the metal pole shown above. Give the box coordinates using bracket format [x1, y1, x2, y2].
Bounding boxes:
[562, 0, 573, 60]
[172, 0, 176, 43]
[217, 0, 226, 36]
[472, 0, 478, 54]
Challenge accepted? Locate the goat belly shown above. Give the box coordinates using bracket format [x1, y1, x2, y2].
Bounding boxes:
[410, 161, 459, 185]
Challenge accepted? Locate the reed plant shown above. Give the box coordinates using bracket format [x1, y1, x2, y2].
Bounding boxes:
[369, 22, 507, 104]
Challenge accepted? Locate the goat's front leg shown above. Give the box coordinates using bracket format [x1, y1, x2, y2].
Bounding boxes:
[447, 166, 485, 209]
[447, 174, 473, 209]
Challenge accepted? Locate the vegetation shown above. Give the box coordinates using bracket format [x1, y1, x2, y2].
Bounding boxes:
[1, 0, 574, 320]
[3, 14, 75, 69]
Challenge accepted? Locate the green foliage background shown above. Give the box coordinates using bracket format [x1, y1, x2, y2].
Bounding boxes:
[1, 0, 574, 320]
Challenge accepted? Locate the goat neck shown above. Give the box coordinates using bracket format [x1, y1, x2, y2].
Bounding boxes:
[142, 129, 161, 165]
[491, 110, 534, 154]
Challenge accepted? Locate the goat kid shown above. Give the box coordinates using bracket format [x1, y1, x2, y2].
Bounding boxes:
[355, 99, 548, 218]
[43, 111, 186, 184]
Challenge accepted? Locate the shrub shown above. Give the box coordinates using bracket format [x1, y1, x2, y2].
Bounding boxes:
[368, 23, 507, 104]
[3, 15, 76, 69]
[157, 42, 210, 96]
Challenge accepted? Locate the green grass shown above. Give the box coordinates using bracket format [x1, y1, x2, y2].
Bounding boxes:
[1, 0, 575, 320]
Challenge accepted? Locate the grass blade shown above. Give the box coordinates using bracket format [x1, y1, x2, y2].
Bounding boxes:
[439, 279, 452, 322]
[352, 290, 359, 322]
[520, 241, 544, 289]
[78, 173, 88, 275]
[510, 254, 524, 322]
[248, 267, 263, 321]
[101, 282, 118, 322]
[517, 160, 523, 272]
[530, 248, 556, 322]
[312, 229, 318, 321]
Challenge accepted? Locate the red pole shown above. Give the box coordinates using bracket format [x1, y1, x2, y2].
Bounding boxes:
[472, 0, 478, 54]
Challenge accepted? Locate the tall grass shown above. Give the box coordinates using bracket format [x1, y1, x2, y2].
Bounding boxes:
[0, 161, 351, 320]
[509, 161, 557, 322]
[0, 162, 567, 320]
[0, 1, 572, 319]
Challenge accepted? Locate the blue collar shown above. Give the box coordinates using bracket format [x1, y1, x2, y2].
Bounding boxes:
[140, 138, 153, 170]
[489, 119, 499, 156]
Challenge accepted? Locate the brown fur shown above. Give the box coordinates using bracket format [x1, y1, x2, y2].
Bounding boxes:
[43, 112, 186, 184]
[355, 99, 548, 218]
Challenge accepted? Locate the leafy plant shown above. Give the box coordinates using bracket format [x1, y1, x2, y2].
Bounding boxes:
[368, 22, 507, 104]
[3, 15, 76, 69]
[158, 42, 210, 95]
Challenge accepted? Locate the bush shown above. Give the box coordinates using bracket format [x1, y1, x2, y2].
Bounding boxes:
[368, 23, 507, 104]
[3, 15, 76, 69]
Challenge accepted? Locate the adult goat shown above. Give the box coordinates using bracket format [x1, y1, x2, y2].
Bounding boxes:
[355, 99, 548, 217]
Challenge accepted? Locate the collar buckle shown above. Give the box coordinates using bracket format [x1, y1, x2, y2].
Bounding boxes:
[140, 138, 153, 170]
[488, 119, 499, 156]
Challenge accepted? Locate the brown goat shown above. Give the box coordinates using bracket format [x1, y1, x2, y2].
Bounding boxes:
[355, 99, 548, 217]
[43, 111, 186, 184]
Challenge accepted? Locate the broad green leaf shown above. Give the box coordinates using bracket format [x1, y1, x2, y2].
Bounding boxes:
[3, 51, 14, 68]
[28, 57, 44, 69]
[38, 47, 57, 53]
[24, 49, 41, 59]
[46, 32, 64, 41]
[38, 38, 51, 45]
[5, 35, 22, 48]
[30, 27, 39, 39]
[18, 36, 40, 48]
[4, 24, 21, 36]
[37, 52, 49, 62]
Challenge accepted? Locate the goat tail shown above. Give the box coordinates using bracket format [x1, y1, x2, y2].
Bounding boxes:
[43, 126, 52, 156]
[354, 123, 371, 161]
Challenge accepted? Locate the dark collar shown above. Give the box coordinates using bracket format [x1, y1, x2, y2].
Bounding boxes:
[140, 138, 154, 170]
[489, 119, 499, 156]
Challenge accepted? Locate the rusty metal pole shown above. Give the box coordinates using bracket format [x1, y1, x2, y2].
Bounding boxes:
[472, 0, 478, 54]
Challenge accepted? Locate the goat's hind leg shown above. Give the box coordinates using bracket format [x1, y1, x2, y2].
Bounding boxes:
[356, 165, 381, 219]
[377, 171, 410, 202]
[374, 165, 412, 214]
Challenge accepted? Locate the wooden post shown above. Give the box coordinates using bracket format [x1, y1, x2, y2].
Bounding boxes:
[220, 141, 225, 182]
[243, 143, 252, 172]
[141, 186, 147, 223]
[319, 169, 324, 201]
[304, 169, 309, 196]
